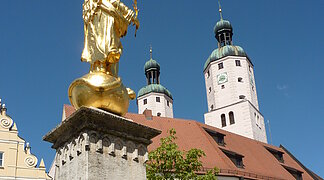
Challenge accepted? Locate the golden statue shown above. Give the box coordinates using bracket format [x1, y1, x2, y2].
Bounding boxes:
[68, 0, 139, 116]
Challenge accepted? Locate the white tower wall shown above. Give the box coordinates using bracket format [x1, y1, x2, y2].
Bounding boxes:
[204, 100, 267, 142]
[204, 56, 267, 143]
[138, 92, 173, 118]
[205, 56, 259, 110]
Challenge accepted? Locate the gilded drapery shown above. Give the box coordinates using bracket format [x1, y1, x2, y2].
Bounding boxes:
[81, 0, 136, 64]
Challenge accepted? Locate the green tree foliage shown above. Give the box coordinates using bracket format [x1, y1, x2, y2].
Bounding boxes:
[146, 129, 219, 180]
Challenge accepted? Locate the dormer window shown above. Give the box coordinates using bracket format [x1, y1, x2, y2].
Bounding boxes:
[282, 165, 303, 180]
[265, 146, 284, 163]
[204, 128, 225, 146]
[220, 148, 244, 168]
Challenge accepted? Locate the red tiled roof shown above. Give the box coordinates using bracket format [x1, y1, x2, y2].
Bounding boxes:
[63, 105, 319, 180]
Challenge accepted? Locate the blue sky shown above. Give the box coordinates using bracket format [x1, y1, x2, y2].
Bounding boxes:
[0, 0, 323, 177]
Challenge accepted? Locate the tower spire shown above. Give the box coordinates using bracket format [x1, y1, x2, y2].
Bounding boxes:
[150, 45, 153, 59]
[218, 1, 223, 20]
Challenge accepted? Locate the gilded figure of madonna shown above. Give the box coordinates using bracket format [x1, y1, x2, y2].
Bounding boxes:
[68, 0, 139, 116]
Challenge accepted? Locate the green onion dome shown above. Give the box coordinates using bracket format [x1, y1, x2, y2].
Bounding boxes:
[138, 84, 173, 99]
[214, 19, 232, 35]
[204, 45, 246, 70]
[144, 58, 160, 72]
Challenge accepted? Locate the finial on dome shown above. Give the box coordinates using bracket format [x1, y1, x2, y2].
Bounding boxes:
[150, 45, 153, 59]
[218, 0, 223, 20]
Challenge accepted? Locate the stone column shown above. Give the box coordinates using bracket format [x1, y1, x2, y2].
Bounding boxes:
[43, 107, 161, 180]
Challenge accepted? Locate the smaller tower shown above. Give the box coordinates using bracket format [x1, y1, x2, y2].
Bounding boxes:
[137, 47, 174, 118]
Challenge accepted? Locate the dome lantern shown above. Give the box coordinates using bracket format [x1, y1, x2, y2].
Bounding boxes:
[214, 2, 233, 47]
[144, 46, 160, 85]
[204, 2, 248, 71]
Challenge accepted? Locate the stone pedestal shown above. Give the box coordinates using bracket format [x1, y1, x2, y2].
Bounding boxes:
[43, 107, 161, 180]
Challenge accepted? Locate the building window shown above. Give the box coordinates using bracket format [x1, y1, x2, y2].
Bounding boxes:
[157, 112, 161, 117]
[156, 97, 160, 102]
[0, 152, 3, 167]
[210, 105, 214, 110]
[265, 146, 284, 163]
[229, 111, 235, 125]
[238, 77, 243, 82]
[239, 95, 245, 99]
[143, 99, 147, 105]
[167, 100, 170, 107]
[208, 87, 212, 93]
[225, 34, 231, 45]
[221, 114, 226, 127]
[218, 62, 224, 69]
[221, 149, 244, 168]
[282, 165, 303, 180]
[221, 85, 225, 89]
[207, 70, 210, 78]
[235, 60, 241, 66]
[204, 128, 225, 146]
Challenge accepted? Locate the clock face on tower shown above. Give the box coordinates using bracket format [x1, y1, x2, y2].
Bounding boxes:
[217, 72, 228, 84]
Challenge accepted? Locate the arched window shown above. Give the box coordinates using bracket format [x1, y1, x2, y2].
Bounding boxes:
[229, 111, 235, 125]
[221, 114, 226, 127]
[157, 112, 161, 117]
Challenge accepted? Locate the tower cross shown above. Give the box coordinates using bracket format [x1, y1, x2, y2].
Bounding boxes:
[218, 1, 223, 20]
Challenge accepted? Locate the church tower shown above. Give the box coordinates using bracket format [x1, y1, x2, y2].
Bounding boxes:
[203, 5, 267, 143]
[137, 47, 174, 118]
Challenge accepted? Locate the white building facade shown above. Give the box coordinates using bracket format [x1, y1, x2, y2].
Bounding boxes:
[203, 12, 267, 143]
[137, 49, 174, 118]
